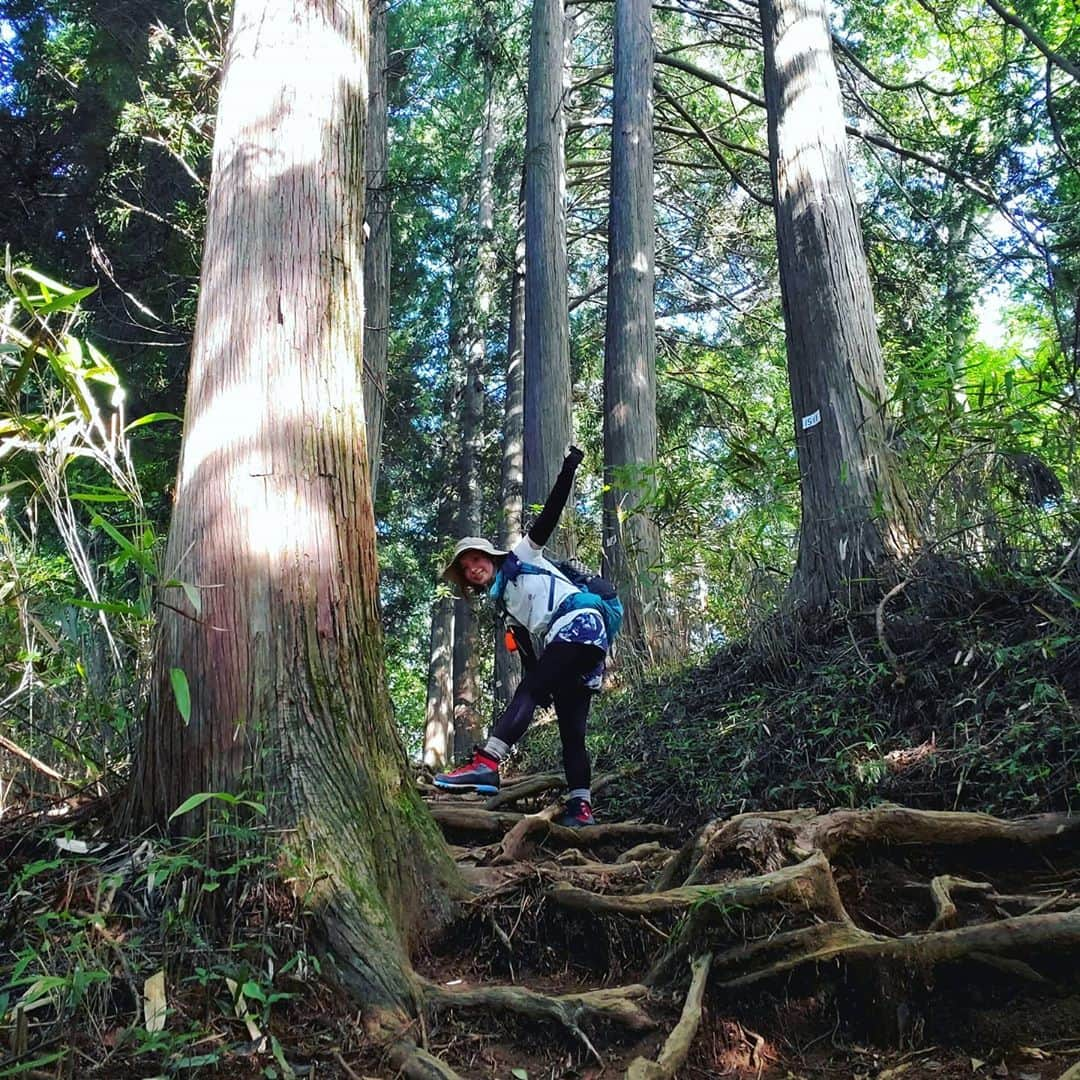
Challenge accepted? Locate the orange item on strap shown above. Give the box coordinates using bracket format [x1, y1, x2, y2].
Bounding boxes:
[504, 629, 518, 652]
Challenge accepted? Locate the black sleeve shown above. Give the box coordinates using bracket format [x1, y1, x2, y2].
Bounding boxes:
[527, 447, 584, 547]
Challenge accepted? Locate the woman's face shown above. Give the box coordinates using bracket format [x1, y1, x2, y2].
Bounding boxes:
[458, 549, 496, 588]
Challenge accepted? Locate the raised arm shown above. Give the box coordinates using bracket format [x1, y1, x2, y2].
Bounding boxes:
[527, 446, 584, 547]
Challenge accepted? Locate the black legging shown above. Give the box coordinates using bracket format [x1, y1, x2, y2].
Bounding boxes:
[491, 639, 605, 791]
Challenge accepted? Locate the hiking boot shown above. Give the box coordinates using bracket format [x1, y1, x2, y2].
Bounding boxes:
[433, 749, 500, 795]
[555, 796, 596, 828]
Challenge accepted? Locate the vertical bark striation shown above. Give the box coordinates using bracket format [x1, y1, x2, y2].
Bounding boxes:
[494, 224, 526, 712]
[759, 0, 918, 613]
[137, 0, 458, 1013]
[523, 0, 573, 530]
[452, 79, 500, 755]
[602, 0, 665, 663]
[363, 0, 390, 494]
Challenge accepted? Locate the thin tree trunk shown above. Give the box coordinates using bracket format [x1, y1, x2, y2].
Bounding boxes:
[452, 76, 500, 757]
[363, 0, 390, 494]
[424, 490, 456, 769]
[494, 222, 526, 713]
[136, 0, 458, 1016]
[759, 0, 918, 613]
[602, 0, 665, 665]
[523, 0, 573, 540]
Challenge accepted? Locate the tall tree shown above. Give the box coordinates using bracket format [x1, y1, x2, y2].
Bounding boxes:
[523, 0, 573, 528]
[759, 0, 918, 612]
[363, 0, 391, 491]
[494, 225, 526, 711]
[602, 0, 666, 662]
[136, 0, 458, 1017]
[452, 41, 500, 756]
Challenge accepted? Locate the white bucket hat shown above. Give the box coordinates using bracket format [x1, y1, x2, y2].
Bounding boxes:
[440, 536, 509, 595]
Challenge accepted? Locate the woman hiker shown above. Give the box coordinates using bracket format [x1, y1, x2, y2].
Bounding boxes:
[434, 446, 610, 828]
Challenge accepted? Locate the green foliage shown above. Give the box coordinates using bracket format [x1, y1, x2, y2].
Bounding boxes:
[0, 795, 329, 1077]
[0, 257, 173, 790]
[517, 561, 1080, 824]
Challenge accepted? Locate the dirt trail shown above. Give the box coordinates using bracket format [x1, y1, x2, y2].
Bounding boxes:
[418, 776, 1080, 1080]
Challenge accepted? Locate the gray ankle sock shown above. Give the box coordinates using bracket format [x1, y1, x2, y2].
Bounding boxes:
[484, 737, 510, 762]
[567, 788, 591, 803]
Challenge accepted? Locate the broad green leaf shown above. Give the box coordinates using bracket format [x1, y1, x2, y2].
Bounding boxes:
[1047, 580, 1080, 608]
[167, 790, 236, 821]
[170, 668, 191, 725]
[124, 411, 182, 432]
[90, 514, 156, 574]
[37, 286, 96, 315]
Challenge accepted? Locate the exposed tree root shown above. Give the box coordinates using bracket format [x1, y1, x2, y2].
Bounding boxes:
[364, 1008, 466, 1080]
[701, 908, 1080, 992]
[625, 954, 712, 1080]
[483, 773, 564, 809]
[551, 850, 851, 923]
[420, 975, 656, 1061]
[788, 805, 1080, 861]
[418, 782, 1080, 1074]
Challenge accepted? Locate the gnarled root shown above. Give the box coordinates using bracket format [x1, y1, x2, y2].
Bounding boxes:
[709, 908, 1080, 990]
[420, 975, 657, 1061]
[551, 850, 851, 924]
[625, 954, 712, 1080]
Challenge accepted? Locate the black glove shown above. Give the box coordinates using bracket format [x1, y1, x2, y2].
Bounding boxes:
[565, 445, 584, 471]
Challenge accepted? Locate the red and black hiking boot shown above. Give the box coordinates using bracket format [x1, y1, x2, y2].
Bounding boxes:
[434, 749, 500, 795]
[555, 796, 596, 828]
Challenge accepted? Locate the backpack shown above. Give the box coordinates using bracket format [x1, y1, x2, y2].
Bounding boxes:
[494, 554, 624, 643]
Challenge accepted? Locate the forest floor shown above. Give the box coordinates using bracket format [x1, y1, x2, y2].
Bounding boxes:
[1, 562, 1078, 1078]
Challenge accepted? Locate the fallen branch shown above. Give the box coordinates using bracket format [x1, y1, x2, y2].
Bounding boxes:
[0, 732, 78, 791]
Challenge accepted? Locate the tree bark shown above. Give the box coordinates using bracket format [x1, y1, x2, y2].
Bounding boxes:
[602, 0, 666, 664]
[759, 0, 918, 613]
[452, 78, 499, 756]
[425, 486, 457, 769]
[362, 0, 390, 495]
[523, 0, 573, 543]
[424, 590, 456, 769]
[136, 0, 458, 1015]
[494, 220, 526, 713]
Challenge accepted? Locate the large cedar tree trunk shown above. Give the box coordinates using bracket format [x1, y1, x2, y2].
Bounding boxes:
[759, 0, 918, 612]
[363, 0, 390, 493]
[523, 0, 573, 529]
[136, 0, 458, 1015]
[602, 0, 666, 664]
